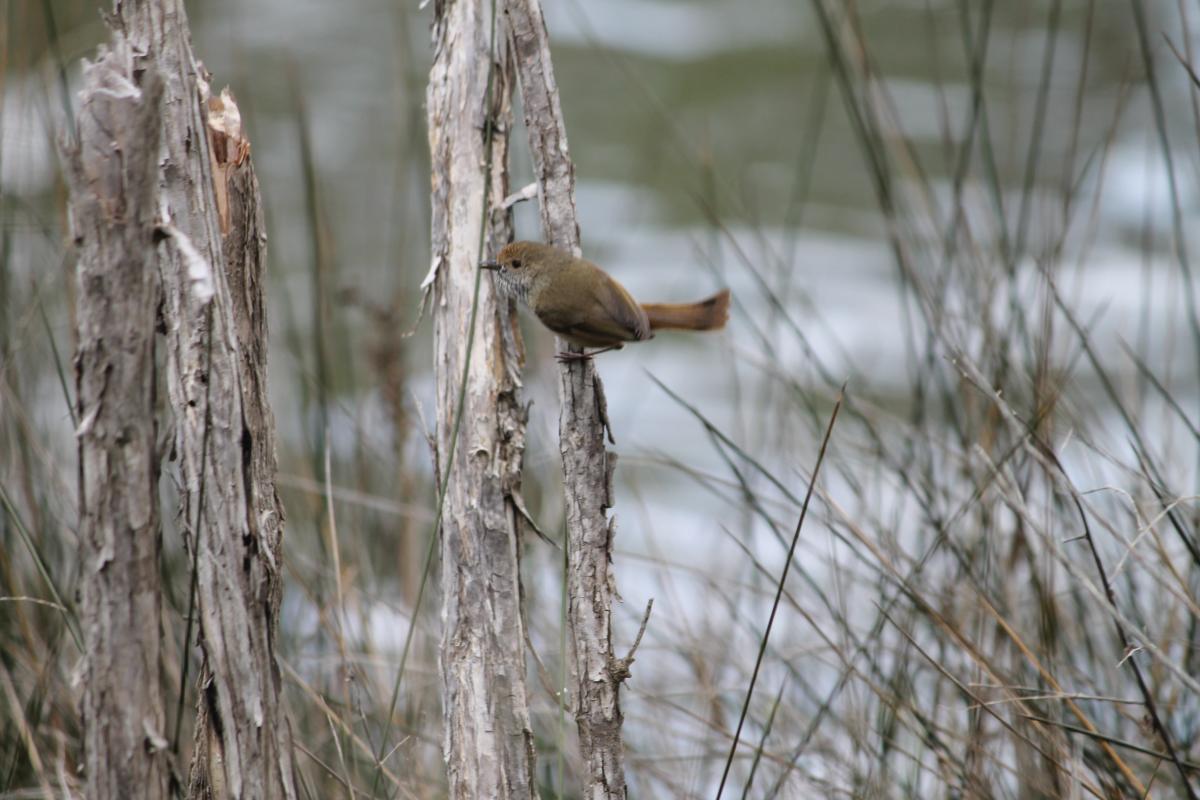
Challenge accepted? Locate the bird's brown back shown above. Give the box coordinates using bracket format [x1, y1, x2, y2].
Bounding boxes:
[532, 257, 651, 348]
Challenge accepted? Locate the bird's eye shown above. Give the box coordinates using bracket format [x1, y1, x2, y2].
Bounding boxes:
[511, 259, 522, 269]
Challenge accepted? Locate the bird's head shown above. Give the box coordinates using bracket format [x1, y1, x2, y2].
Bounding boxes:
[479, 241, 570, 304]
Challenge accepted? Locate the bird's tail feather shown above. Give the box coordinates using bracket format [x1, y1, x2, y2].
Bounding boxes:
[641, 289, 730, 332]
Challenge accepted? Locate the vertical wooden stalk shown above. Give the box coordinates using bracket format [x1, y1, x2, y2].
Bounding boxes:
[182, 85, 293, 800]
[64, 37, 168, 800]
[427, 0, 538, 796]
[108, 1, 297, 797]
[504, 0, 632, 796]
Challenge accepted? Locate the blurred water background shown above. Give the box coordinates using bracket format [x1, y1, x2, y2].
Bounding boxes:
[4, 0, 1200, 796]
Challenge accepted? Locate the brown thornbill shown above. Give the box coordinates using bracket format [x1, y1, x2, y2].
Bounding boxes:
[481, 241, 730, 360]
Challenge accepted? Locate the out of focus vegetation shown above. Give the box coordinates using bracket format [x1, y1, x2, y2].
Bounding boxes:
[3, 0, 1200, 796]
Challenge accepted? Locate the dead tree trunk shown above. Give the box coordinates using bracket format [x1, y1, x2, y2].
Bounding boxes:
[104, 2, 296, 797]
[426, 0, 539, 796]
[64, 38, 169, 800]
[177, 87, 293, 800]
[505, 1, 633, 797]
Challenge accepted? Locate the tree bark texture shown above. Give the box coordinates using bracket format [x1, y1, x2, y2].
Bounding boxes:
[504, 1, 631, 797]
[427, 0, 539, 797]
[180, 87, 293, 800]
[107, 2, 296, 798]
[64, 37, 169, 800]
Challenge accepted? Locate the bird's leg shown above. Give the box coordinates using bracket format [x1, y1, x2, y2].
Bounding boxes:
[555, 345, 621, 363]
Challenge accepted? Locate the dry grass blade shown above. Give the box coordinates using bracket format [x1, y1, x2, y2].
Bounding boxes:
[715, 387, 844, 799]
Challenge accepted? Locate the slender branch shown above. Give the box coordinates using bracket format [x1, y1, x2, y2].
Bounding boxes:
[504, 1, 632, 796]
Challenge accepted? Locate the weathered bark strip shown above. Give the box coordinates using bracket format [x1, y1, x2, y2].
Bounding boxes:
[427, 1, 539, 797]
[64, 38, 169, 800]
[181, 87, 295, 800]
[504, 1, 631, 797]
[106, 2, 296, 798]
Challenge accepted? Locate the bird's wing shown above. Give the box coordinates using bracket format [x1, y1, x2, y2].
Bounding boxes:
[590, 266, 651, 341]
[535, 304, 636, 348]
[534, 262, 651, 348]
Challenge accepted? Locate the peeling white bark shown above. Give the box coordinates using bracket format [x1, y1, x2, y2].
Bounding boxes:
[63, 36, 169, 800]
[427, 0, 539, 797]
[504, 1, 632, 797]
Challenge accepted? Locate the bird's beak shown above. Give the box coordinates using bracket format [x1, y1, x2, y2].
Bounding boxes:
[479, 259, 501, 271]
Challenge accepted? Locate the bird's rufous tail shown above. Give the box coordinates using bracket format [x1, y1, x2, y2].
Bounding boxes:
[641, 289, 730, 332]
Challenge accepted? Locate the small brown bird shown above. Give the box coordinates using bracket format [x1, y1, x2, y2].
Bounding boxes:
[481, 241, 730, 360]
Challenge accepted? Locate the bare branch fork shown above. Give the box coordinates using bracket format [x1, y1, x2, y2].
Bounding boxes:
[503, 1, 637, 796]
